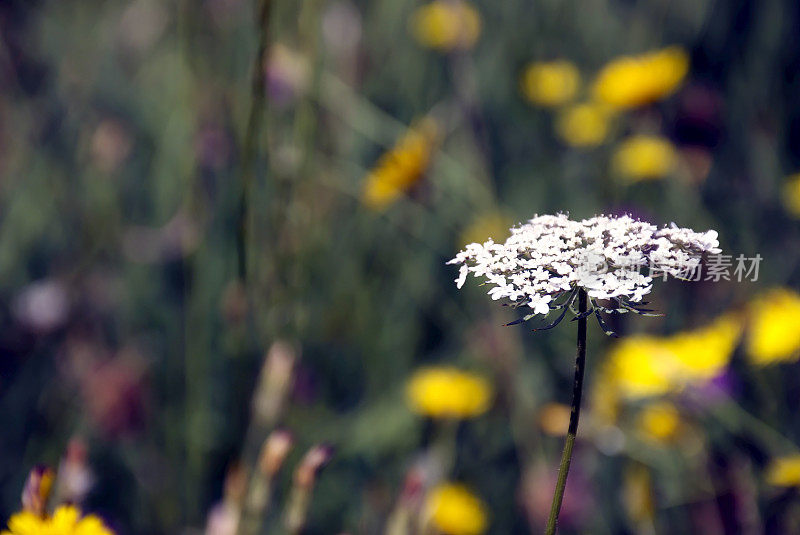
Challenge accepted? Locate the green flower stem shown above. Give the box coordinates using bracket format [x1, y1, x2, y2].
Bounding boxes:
[545, 288, 588, 535]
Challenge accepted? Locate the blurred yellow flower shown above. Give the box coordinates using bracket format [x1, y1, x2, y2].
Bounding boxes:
[783, 173, 800, 218]
[635, 401, 681, 443]
[746, 288, 800, 365]
[425, 483, 488, 535]
[555, 102, 612, 147]
[604, 314, 742, 399]
[766, 455, 800, 487]
[605, 336, 675, 398]
[537, 402, 571, 436]
[406, 367, 492, 418]
[410, 1, 481, 52]
[593, 46, 689, 109]
[459, 212, 513, 248]
[362, 118, 439, 210]
[613, 135, 678, 181]
[3, 505, 113, 535]
[666, 313, 743, 382]
[520, 60, 580, 107]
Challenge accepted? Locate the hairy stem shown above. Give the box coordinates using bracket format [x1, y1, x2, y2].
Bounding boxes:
[545, 288, 587, 535]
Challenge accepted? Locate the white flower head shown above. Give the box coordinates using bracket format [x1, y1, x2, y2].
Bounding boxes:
[448, 213, 721, 334]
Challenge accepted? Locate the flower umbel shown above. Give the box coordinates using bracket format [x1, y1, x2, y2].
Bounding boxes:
[448, 213, 721, 334]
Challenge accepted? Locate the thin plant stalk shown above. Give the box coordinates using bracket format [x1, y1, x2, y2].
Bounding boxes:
[237, 0, 272, 282]
[545, 288, 588, 535]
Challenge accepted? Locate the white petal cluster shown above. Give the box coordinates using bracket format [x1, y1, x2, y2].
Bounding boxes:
[448, 213, 721, 315]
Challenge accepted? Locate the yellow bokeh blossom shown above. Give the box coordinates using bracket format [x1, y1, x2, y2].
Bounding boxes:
[425, 483, 488, 535]
[555, 102, 612, 147]
[3, 505, 113, 535]
[613, 135, 678, 181]
[746, 288, 800, 365]
[459, 212, 513, 248]
[537, 402, 571, 436]
[666, 313, 743, 382]
[406, 367, 492, 418]
[520, 60, 581, 107]
[362, 118, 439, 210]
[593, 46, 689, 109]
[605, 336, 676, 398]
[410, 1, 481, 52]
[635, 401, 681, 443]
[766, 455, 800, 487]
[782, 173, 800, 217]
[603, 314, 743, 399]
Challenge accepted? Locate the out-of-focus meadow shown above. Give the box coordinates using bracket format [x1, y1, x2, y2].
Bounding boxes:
[3, 0, 800, 533]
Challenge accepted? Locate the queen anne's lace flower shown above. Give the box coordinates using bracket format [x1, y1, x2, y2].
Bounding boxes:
[448, 213, 720, 333]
